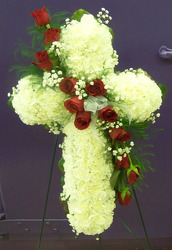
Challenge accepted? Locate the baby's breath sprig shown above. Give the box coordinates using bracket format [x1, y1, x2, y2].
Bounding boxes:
[148, 112, 160, 124]
[48, 41, 62, 57]
[97, 8, 112, 25]
[48, 122, 61, 134]
[42, 70, 63, 88]
[74, 78, 87, 99]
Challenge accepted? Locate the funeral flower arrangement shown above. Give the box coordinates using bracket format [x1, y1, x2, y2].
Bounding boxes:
[8, 6, 166, 235]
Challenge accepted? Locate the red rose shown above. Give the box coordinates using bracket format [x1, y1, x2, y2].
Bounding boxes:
[109, 127, 131, 141]
[64, 96, 84, 114]
[85, 79, 107, 96]
[116, 154, 130, 170]
[98, 106, 117, 123]
[32, 50, 53, 71]
[127, 168, 139, 184]
[118, 190, 132, 206]
[59, 78, 77, 94]
[30, 6, 50, 26]
[44, 28, 61, 46]
[74, 111, 91, 130]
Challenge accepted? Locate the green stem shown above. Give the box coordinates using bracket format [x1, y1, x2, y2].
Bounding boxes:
[121, 169, 126, 189]
[37, 135, 58, 250]
[132, 187, 152, 250]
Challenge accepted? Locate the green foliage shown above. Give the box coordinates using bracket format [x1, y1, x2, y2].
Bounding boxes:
[124, 119, 150, 140]
[50, 11, 70, 28]
[131, 144, 155, 172]
[110, 170, 120, 188]
[15, 39, 37, 59]
[71, 9, 90, 21]
[108, 27, 114, 39]
[9, 64, 43, 79]
[129, 143, 155, 191]
[58, 157, 65, 174]
[60, 175, 65, 186]
[8, 96, 15, 111]
[10, 10, 69, 78]
[156, 82, 167, 100]
[43, 124, 50, 130]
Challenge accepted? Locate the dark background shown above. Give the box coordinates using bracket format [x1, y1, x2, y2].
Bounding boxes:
[0, 0, 172, 247]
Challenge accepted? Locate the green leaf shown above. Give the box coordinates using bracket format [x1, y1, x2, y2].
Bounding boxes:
[8, 96, 15, 111]
[109, 27, 114, 39]
[71, 9, 90, 21]
[43, 124, 49, 130]
[9, 64, 43, 79]
[156, 82, 167, 100]
[58, 157, 65, 174]
[60, 175, 65, 186]
[110, 170, 120, 188]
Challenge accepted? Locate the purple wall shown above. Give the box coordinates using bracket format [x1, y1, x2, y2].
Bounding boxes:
[1, 0, 172, 240]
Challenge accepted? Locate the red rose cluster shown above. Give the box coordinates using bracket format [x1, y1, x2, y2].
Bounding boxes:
[102, 114, 140, 205]
[117, 157, 139, 205]
[31, 6, 61, 71]
[59, 78, 91, 130]
[60, 77, 119, 130]
[118, 165, 139, 206]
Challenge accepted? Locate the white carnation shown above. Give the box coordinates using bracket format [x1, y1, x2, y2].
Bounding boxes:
[12, 75, 71, 128]
[61, 121, 115, 235]
[58, 14, 118, 80]
[104, 71, 162, 122]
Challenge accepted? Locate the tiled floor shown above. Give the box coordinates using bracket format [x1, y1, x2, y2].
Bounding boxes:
[0, 238, 172, 250]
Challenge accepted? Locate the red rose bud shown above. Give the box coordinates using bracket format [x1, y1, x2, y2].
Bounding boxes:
[32, 50, 53, 71]
[109, 127, 131, 141]
[74, 111, 91, 130]
[116, 154, 130, 170]
[127, 167, 139, 184]
[30, 6, 50, 26]
[64, 96, 84, 114]
[85, 79, 107, 96]
[59, 78, 77, 94]
[118, 190, 132, 206]
[98, 106, 117, 123]
[44, 28, 61, 46]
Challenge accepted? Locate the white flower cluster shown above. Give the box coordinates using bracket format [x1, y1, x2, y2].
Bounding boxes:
[58, 14, 118, 80]
[11, 75, 71, 129]
[48, 41, 61, 56]
[97, 7, 112, 25]
[74, 78, 87, 99]
[111, 141, 135, 159]
[104, 70, 162, 123]
[42, 70, 63, 88]
[61, 121, 115, 235]
[97, 118, 123, 131]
